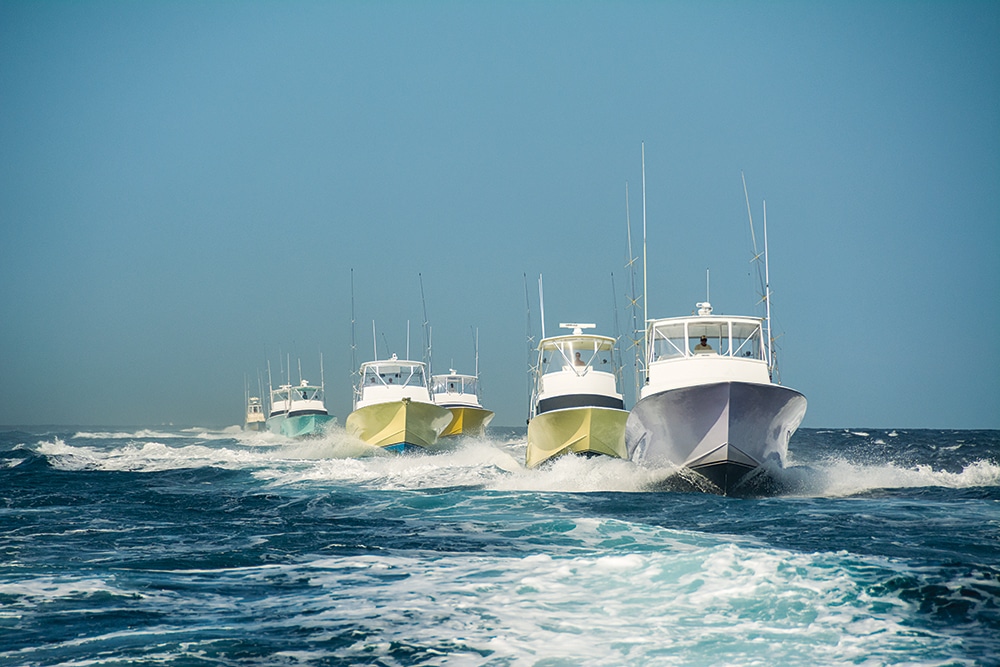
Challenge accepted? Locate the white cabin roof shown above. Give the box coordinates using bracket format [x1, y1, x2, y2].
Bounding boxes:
[359, 354, 427, 373]
[538, 333, 617, 352]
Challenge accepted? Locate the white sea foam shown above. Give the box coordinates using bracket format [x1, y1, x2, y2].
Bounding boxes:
[0, 575, 140, 602]
[30, 430, 1000, 498]
[289, 539, 961, 665]
[0, 521, 976, 666]
[35, 438, 269, 472]
[808, 457, 1000, 497]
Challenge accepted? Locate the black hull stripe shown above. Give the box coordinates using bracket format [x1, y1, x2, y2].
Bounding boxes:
[536, 394, 625, 414]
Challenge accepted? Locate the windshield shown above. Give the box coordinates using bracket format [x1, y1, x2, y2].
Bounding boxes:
[432, 376, 478, 395]
[540, 339, 615, 375]
[362, 363, 426, 388]
[649, 318, 764, 361]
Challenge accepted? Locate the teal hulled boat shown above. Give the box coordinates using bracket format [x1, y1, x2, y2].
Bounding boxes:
[266, 379, 336, 438]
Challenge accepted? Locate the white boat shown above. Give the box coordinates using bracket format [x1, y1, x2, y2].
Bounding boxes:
[624, 153, 806, 493]
[526, 323, 629, 468]
[244, 395, 266, 432]
[625, 302, 807, 493]
[346, 354, 454, 453]
[266, 378, 336, 438]
[431, 370, 495, 438]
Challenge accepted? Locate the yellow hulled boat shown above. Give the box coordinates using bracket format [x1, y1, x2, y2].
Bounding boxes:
[526, 323, 629, 468]
[346, 354, 453, 453]
[439, 406, 495, 438]
[526, 405, 628, 468]
[346, 397, 453, 452]
[431, 370, 495, 438]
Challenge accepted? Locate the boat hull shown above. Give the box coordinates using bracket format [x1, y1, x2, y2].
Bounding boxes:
[625, 381, 807, 494]
[345, 399, 454, 452]
[526, 406, 629, 469]
[266, 413, 336, 438]
[439, 406, 495, 438]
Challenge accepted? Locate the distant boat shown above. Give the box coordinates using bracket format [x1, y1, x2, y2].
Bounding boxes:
[346, 354, 454, 453]
[244, 395, 266, 432]
[431, 370, 495, 438]
[266, 378, 336, 438]
[526, 323, 629, 468]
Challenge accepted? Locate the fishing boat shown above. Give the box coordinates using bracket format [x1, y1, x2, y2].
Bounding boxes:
[266, 375, 336, 438]
[624, 148, 807, 493]
[526, 323, 629, 468]
[346, 354, 454, 453]
[625, 302, 807, 493]
[431, 370, 495, 437]
[244, 395, 266, 432]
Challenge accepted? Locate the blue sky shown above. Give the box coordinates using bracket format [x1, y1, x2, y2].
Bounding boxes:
[2, 1, 998, 429]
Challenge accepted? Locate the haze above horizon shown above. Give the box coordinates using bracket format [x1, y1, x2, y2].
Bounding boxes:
[2, 2, 998, 429]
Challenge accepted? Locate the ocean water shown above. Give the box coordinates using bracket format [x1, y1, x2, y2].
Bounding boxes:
[1, 427, 998, 667]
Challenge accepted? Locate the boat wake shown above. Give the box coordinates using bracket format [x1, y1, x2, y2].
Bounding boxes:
[775, 457, 1000, 497]
[15, 429, 1000, 498]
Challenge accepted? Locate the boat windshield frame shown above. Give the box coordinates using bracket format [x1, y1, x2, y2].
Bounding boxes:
[268, 381, 326, 417]
[431, 373, 480, 398]
[359, 359, 429, 390]
[538, 334, 618, 377]
[647, 315, 766, 364]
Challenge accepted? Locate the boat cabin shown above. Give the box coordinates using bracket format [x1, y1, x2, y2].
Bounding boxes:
[269, 380, 329, 418]
[431, 371, 483, 408]
[246, 397, 265, 419]
[355, 354, 434, 409]
[531, 323, 624, 416]
[642, 302, 772, 396]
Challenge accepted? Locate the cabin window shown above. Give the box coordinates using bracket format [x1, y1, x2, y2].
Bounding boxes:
[688, 323, 727, 354]
[433, 376, 471, 394]
[650, 323, 688, 361]
[541, 341, 614, 374]
[364, 364, 426, 388]
[730, 322, 763, 359]
[650, 319, 765, 360]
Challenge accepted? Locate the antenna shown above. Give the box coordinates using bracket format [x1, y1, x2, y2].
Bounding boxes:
[257, 370, 265, 415]
[523, 273, 536, 422]
[320, 351, 325, 392]
[298, 358, 303, 384]
[763, 199, 774, 378]
[472, 326, 480, 377]
[641, 142, 648, 330]
[611, 272, 625, 392]
[538, 274, 546, 339]
[350, 268, 357, 379]
[419, 273, 431, 372]
[372, 320, 378, 361]
[406, 319, 410, 361]
[742, 172, 768, 314]
[625, 181, 644, 403]
[742, 172, 776, 377]
[625, 180, 642, 404]
[706, 268, 710, 303]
